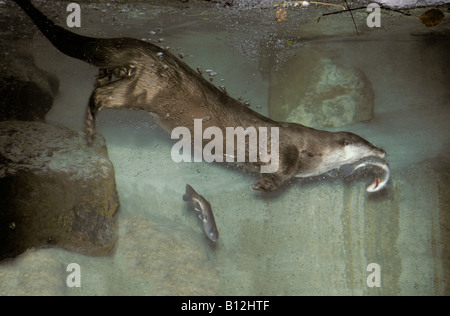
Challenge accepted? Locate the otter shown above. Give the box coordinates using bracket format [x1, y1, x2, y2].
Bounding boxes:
[12, 0, 390, 192]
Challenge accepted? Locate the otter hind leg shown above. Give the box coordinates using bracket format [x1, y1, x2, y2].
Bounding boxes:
[96, 68, 113, 86]
[90, 73, 138, 115]
[85, 74, 137, 145]
[96, 64, 137, 86]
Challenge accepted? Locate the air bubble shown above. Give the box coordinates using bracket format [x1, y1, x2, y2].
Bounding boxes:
[219, 85, 228, 94]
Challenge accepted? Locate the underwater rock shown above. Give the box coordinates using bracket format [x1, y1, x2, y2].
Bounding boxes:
[419, 9, 445, 27]
[0, 248, 67, 296]
[0, 121, 119, 261]
[269, 48, 374, 128]
[0, 47, 59, 121]
[116, 213, 220, 295]
[0, 9, 58, 122]
[0, 212, 219, 295]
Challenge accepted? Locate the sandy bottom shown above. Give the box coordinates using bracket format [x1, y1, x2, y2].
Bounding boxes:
[1, 3, 449, 295]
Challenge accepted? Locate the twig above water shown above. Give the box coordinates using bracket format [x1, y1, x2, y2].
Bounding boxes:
[321, 5, 412, 17]
[321, 6, 365, 17]
[343, 0, 359, 36]
[319, 2, 412, 35]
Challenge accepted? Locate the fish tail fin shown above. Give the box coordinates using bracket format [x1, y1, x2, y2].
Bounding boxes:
[182, 184, 195, 201]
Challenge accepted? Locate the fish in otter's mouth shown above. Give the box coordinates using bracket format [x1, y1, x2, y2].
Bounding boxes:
[340, 156, 390, 192]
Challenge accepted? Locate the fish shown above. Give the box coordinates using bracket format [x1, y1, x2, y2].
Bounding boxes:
[340, 156, 390, 193]
[183, 184, 219, 242]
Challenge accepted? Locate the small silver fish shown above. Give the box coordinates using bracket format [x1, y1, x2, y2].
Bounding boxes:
[341, 156, 390, 192]
[183, 184, 219, 242]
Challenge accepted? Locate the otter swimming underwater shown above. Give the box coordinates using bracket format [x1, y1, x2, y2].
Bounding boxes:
[11, 0, 390, 192]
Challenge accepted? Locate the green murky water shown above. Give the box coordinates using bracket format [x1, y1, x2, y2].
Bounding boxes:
[1, 1, 449, 296]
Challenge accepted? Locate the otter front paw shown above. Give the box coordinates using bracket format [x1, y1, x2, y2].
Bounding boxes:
[252, 179, 279, 192]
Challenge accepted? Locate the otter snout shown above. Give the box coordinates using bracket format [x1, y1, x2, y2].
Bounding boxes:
[372, 146, 386, 159]
[339, 132, 386, 162]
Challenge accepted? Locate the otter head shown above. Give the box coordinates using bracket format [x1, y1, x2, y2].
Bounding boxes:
[310, 131, 386, 177]
[324, 132, 390, 192]
[332, 131, 386, 164]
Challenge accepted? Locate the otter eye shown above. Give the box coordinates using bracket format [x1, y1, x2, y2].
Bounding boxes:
[343, 139, 351, 146]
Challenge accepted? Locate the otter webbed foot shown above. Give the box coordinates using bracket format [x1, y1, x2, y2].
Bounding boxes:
[252, 181, 275, 191]
[252, 175, 283, 192]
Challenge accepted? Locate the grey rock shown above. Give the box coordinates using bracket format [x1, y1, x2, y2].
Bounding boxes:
[0, 121, 120, 260]
[0, 45, 59, 121]
[0, 212, 220, 296]
[269, 48, 374, 128]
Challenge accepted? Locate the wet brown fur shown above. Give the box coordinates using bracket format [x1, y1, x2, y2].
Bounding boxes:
[14, 0, 386, 191]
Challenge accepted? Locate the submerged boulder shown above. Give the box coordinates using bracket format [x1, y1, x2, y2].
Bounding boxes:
[0, 43, 59, 121]
[419, 9, 445, 27]
[269, 47, 374, 128]
[0, 121, 119, 260]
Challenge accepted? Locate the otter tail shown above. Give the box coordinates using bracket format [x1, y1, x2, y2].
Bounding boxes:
[13, 0, 111, 67]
